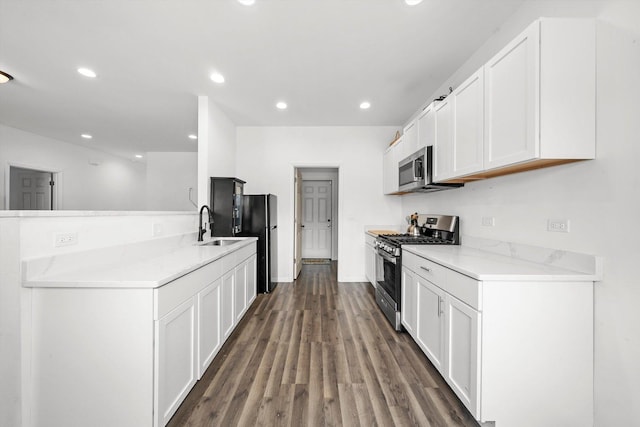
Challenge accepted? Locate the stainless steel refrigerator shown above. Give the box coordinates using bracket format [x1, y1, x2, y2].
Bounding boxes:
[237, 194, 277, 293]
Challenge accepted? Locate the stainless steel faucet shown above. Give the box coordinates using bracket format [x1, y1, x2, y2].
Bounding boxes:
[198, 205, 213, 241]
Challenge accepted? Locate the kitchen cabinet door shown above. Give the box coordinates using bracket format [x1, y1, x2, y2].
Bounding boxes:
[382, 139, 401, 194]
[234, 259, 247, 322]
[417, 104, 435, 149]
[416, 276, 446, 372]
[245, 254, 257, 308]
[197, 278, 221, 378]
[401, 267, 417, 336]
[156, 296, 197, 427]
[365, 243, 376, 288]
[445, 295, 481, 418]
[433, 99, 453, 182]
[452, 68, 484, 177]
[484, 22, 538, 170]
[402, 120, 418, 159]
[221, 270, 235, 339]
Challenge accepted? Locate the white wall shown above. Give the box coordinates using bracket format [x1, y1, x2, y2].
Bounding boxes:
[400, 2, 640, 425]
[0, 124, 146, 210]
[197, 96, 237, 208]
[236, 126, 402, 282]
[146, 152, 198, 211]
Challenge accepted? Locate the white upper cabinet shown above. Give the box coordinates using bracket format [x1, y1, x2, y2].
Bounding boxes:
[402, 120, 418, 159]
[483, 18, 595, 172]
[433, 98, 453, 182]
[452, 68, 485, 177]
[383, 137, 402, 195]
[417, 103, 435, 150]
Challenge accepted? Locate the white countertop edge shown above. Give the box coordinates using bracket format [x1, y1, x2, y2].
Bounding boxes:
[1, 210, 197, 218]
[402, 245, 601, 282]
[22, 236, 258, 289]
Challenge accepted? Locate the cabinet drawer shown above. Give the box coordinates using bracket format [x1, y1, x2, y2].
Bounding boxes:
[404, 252, 448, 285]
[156, 260, 223, 319]
[403, 250, 481, 310]
[446, 271, 481, 311]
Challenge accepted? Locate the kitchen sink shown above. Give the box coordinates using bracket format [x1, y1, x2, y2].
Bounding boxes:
[198, 238, 243, 247]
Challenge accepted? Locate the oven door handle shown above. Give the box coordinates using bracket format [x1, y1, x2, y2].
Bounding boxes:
[377, 248, 397, 264]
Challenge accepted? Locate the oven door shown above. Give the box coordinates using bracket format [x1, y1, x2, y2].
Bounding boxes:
[375, 248, 400, 307]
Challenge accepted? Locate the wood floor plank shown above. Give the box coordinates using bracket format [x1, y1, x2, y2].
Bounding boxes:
[167, 262, 479, 427]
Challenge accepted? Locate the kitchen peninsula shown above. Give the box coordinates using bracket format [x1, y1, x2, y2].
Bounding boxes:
[3, 211, 257, 427]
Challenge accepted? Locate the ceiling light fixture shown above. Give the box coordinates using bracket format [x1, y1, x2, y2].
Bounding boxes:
[0, 70, 14, 84]
[276, 101, 287, 110]
[135, 154, 143, 159]
[210, 72, 225, 84]
[360, 101, 371, 110]
[405, 0, 423, 5]
[77, 67, 97, 78]
[238, 0, 255, 5]
[188, 134, 198, 140]
[81, 134, 93, 140]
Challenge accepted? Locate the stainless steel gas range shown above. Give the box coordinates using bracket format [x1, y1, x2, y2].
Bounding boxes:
[374, 214, 460, 331]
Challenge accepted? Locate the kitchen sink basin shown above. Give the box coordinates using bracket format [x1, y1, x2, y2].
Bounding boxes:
[198, 238, 243, 247]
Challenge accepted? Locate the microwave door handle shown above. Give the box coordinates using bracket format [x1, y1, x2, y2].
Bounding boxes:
[414, 159, 423, 181]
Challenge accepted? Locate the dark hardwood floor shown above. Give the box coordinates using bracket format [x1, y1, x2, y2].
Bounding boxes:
[167, 262, 479, 427]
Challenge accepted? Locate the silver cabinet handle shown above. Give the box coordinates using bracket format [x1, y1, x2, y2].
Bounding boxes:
[420, 266, 432, 273]
[437, 296, 441, 318]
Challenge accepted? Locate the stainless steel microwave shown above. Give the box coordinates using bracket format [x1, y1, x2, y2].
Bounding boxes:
[398, 146, 463, 193]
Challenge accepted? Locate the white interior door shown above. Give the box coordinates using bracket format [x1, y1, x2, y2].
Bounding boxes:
[301, 180, 332, 259]
[294, 169, 303, 278]
[9, 166, 52, 210]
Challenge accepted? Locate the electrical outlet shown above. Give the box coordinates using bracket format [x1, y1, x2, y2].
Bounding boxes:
[547, 219, 570, 233]
[482, 217, 495, 227]
[152, 223, 163, 237]
[55, 232, 78, 247]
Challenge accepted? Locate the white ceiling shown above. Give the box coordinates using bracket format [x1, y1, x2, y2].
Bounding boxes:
[0, 0, 525, 159]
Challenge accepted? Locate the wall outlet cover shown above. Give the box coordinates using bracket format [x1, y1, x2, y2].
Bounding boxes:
[55, 232, 78, 247]
[547, 219, 570, 233]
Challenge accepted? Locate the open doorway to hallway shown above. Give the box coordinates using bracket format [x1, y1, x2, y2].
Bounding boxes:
[7, 165, 58, 210]
[293, 167, 339, 280]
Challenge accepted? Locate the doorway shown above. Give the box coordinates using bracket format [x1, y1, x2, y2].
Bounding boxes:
[8, 166, 56, 210]
[293, 167, 339, 279]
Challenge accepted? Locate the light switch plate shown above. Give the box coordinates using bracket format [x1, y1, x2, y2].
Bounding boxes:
[482, 217, 495, 227]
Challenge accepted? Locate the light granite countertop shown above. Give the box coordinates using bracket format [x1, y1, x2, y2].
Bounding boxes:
[22, 235, 257, 289]
[403, 238, 602, 282]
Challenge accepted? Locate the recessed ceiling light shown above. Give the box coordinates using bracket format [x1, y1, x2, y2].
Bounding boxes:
[276, 101, 287, 110]
[210, 72, 225, 84]
[360, 101, 371, 110]
[188, 134, 198, 140]
[135, 154, 143, 159]
[77, 67, 97, 78]
[81, 134, 93, 140]
[0, 70, 14, 84]
[405, 0, 423, 5]
[238, 0, 255, 5]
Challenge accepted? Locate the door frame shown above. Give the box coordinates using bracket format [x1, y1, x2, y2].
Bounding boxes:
[291, 164, 341, 280]
[5, 162, 63, 210]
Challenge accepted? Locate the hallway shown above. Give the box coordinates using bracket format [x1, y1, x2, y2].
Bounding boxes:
[167, 262, 478, 426]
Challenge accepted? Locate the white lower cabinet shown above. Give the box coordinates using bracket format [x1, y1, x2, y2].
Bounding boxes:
[416, 276, 447, 373]
[245, 254, 257, 308]
[444, 294, 481, 417]
[26, 240, 258, 427]
[234, 260, 246, 322]
[365, 234, 377, 287]
[156, 296, 198, 427]
[220, 270, 235, 340]
[197, 279, 221, 378]
[400, 267, 417, 335]
[402, 249, 594, 427]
